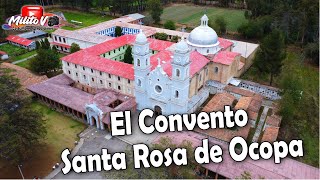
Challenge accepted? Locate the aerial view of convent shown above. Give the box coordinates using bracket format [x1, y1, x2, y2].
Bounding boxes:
[0, 1, 318, 179]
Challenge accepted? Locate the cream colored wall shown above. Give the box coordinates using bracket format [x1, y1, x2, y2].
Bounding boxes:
[62, 60, 134, 96]
[188, 67, 208, 98]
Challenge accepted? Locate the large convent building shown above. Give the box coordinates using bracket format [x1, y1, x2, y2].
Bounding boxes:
[29, 14, 268, 129]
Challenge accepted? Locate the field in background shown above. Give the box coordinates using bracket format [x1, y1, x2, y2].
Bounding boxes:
[0, 101, 86, 178]
[161, 4, 247, 32]
[49, 9, 113, 31]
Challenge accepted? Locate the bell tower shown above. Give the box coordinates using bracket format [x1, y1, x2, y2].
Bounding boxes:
[171, 38, 191, 106]
[133, 30, 151, 110]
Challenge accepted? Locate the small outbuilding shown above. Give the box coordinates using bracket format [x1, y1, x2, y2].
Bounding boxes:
[0, 50, 9, 60]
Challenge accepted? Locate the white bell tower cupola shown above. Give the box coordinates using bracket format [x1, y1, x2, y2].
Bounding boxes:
[201, 14, 209, 26]
[172, 37, 191, 81]
[133, 30, 151, 70]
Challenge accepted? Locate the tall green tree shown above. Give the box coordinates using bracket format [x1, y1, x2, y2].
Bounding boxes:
[164, 20, 176, 30]
[70, 43, 81, 53]
[0, 69, 25, 115]
[253, 30, 286, 85]
[123, 46, 133, 64]
[209, 16, 227, 34]
[147, 0, 163, 24]
[30, 48, 60, 74]
[115, 26, 122, 37]
[0, 107, 46, 165]
[0, 69, 46, 165]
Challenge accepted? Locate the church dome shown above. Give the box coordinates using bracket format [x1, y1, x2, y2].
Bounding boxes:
[135, 29, 147, 44]
[175, 37, 189, 53]
[187, 14, 219, 47]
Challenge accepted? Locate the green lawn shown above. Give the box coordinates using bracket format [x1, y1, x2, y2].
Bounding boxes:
[161, 4, 248, 32]
[16, 59, 31, 69]
[31, 101, 86, 157]
[0, 44, 37, 62]
[49, 9, 113, 30]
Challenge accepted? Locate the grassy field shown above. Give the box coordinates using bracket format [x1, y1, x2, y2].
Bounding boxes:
[0, 101, 86, 178]
[161, 4, 247, 32]
[0, 44, 37, 62]
[49, 9, 113, 30]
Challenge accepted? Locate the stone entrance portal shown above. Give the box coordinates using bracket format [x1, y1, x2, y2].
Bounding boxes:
[154, 105, 162, 116]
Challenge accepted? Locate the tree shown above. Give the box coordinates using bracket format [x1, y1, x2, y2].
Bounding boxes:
[253, 30, 286, 85]
[30, 48, 60, 74]
[164, 20, 176, 30]
[147, 0, 163, 24]
[153, 137, 196, 178]
[115, 26, 122, 37]
[70, 43, 80, 53]
[209, 16, 227, 34]
[123, 46, 133, 64]
[154, 32, 168, 40]
[171, 35, 179, 43]
[304, 42, 319, 65]
[0, 107, 46, 165]
[0, 69, 26, 115]
[0, 69, 46, 165]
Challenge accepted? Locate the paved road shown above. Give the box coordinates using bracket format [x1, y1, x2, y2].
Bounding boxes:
[12, 54, 37, 64]
[53, 129, 130, 179]
[52, 111, 160, 179]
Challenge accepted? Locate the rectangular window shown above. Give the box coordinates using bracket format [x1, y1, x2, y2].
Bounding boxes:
[108, 74, 111, 78]
[118, 76, 121, 81]
[63, 38, 66, 43]
[128, 79, 130, 84]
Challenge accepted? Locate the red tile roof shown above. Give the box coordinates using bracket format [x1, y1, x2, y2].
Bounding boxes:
[0, 50, 7, 55]
[154, 131, 320, 179]
[62, 34, 209, 80]
[51, 41, 71, 48]
[150, 50, 210, 78]
[218, 38, 233, 50]
[212, 51, 240, 65]
[6, 35, 33, 46]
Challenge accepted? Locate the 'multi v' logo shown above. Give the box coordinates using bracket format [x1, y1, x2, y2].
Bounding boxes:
[2, 5, 63, 30]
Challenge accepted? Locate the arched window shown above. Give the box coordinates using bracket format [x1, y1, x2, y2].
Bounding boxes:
[83, 75, 86, 79]
[175, 90, 179, 98]
[215, 67, 219, 73]
[118, 86, 121, 90]
[137, 79, 142, 86]
[176, 69, 180, 77]
[137, 59, 141, 66]
[92, 78, 94, 82]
